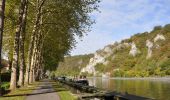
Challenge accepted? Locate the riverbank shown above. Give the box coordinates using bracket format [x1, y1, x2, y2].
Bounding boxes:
[88, 76, 170, 80]
[0, 82, 39, 100]
[51, 81, 78, 100]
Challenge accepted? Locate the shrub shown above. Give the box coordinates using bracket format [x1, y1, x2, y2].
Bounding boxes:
[1, 82, 10, 90]
[111, 69, 125, 77]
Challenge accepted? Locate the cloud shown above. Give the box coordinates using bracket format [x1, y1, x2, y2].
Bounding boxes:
[71, 0, 170, 55]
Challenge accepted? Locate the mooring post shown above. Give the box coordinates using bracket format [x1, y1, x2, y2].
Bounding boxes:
[104, 94, 114, 100]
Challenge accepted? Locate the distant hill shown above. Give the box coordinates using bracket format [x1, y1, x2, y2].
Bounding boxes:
[56, 54, 93, 76]
[56, 24, 170, 77]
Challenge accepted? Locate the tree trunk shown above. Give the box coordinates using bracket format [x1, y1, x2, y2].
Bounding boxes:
[29, 32, 38, 83]
[10, 0, 26, 90]
[18, 0, 28, 86]
[27, 0, 45, 84]
[29, 47, 35, 83]
[0, 0, 6, 95]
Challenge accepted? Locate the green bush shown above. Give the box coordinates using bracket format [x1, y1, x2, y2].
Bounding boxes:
[111, 69, 125, 77]
[1, 82, 10, 90]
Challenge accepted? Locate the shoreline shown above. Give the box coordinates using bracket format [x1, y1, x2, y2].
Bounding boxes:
[87, 76, 170, 80]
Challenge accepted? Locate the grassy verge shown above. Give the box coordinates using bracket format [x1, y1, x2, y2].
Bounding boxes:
[51, 81, 78, 100]
[0, 82, 39, 100]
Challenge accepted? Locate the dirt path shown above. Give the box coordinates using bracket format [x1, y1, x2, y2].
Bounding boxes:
[26, 79, 60, 100]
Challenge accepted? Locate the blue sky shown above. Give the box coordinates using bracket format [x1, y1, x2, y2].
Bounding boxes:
[71, 0, 170, 55]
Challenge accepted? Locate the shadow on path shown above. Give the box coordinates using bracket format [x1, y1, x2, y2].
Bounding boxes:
[26, 79, 60, 100]
[2, 90, 65, 98]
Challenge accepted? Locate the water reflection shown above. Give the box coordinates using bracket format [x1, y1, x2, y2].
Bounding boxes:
[88, 77, 170, 100]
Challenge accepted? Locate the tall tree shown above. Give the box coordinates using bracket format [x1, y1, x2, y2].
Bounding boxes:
[27, 0, 45, 84]
[10, 0, 27, 90]
[0, 0, 6, 95]
[18, 0, 28, 86]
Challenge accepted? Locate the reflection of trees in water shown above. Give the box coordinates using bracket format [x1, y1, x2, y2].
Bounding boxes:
[88, 78, 170, 100]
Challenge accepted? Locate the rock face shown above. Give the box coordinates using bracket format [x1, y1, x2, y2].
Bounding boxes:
[116, 43, 130, 50]
[80, 46, 114, 75]
[129, 42, 140, 56]
[80, 43, 130, 75]
[145, 34, 166, 59]
[80, 33, 167, 76]
[81, 64, 95, 74]
[81, 52, 105, 74]
[104, 46, 112, 54]
[146, 40, 153, 59]
[154, 34, 165, 42]
[58, 24, 170, 77]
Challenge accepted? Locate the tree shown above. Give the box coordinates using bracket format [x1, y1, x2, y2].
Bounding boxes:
[18, 0, 28, 86]
[28, 0, 46, 84]
[0, 0, 6, 95]
[10, 0, 27, 90]
[4, 0, 100, 88]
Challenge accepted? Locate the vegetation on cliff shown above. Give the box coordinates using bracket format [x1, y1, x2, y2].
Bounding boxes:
[56, 24, 170, 77]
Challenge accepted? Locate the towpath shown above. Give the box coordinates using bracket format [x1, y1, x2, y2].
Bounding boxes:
[26, 79, 60, 100]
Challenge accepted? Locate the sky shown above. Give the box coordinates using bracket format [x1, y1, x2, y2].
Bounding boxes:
[71, 0, 170, 55]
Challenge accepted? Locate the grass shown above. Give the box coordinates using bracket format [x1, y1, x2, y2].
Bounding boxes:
[1, 82, 10, 90]
[0, 80, 78, 100]
[51, 81, 78, 100]
[0, 82, 39, 100]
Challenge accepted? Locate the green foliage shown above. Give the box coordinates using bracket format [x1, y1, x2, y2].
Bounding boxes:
[95, 63, 105, 72]
[164, 24, 170, 32]
[56, 54, 93, 76]
[1, 82, 10, 90]
[111, 69, 125, 77]
[0, 82, 39, 100]
[159, 58, 170, 75]
[41, 0, 100, 71]
[52, 81, 78, 100]
[108, 24, 170, 77]
[153, 25, 162, 31]
[56, 24, 170, 77]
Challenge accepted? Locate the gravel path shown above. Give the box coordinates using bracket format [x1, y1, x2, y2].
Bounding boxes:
[26, 79, 60, 100]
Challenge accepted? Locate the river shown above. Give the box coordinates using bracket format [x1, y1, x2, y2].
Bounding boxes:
[87, 77, 170, 100]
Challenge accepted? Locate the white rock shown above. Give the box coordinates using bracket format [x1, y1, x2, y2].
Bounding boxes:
[89, 58, 94, 63]
[104, 46, 112, 54]
[94, 53, 105, 64]
[146, 40, 153, 59]
[129, 42, 140, 56]
[115, 43, 130, 50]
[154, 34, 165, 42]
[81, 42, 130, 75]
[146, 40, 153, 48]
[80, 65, 95, 74]
[81, 53, 105, 74]
[123, 43, 130, 47]
[155, 44, 160, 48]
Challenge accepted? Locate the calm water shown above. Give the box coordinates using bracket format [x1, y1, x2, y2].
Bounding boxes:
[88, 77, 170, 100]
